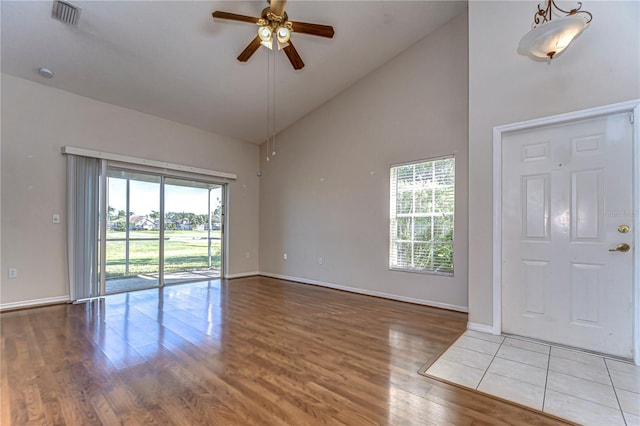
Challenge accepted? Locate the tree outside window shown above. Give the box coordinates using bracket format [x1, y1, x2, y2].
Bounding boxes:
[389, 157, 455, 274]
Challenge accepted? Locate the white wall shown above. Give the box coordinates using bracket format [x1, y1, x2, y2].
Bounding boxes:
[1, 74, 260, 307]
[468, 1, 640, 327]
[259, 11, 469, 311]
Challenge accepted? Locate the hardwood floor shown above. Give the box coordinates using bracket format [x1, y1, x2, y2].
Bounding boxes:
[1, 277, 569, 425]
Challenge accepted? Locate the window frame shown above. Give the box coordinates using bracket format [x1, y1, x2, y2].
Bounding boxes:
[389, 155, 455, 276]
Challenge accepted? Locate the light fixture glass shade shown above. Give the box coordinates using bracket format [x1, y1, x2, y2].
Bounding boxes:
[276, 40, 289, 51]
[518, 15, 588, 60]
[258, 26, 273, 42]
[276, 26, 290, 43]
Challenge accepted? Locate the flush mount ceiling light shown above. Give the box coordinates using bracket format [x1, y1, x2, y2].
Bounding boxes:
[518, 0, 592, 62]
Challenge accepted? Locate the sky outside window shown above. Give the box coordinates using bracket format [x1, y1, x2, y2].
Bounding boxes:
[108, 178, 221, 216]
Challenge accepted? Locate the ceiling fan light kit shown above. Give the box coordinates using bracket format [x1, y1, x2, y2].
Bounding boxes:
[259, 26, 272, 42]
[212, 0, 334, 70]
[518, 0, 592, 62]
[277, 26, 291, 44]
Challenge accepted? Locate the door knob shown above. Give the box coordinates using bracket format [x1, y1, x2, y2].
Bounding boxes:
[609, 243, 631, 253]
[618, 225, 630, 233]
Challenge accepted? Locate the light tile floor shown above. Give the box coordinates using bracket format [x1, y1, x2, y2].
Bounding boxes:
[424, 330, 640, 426]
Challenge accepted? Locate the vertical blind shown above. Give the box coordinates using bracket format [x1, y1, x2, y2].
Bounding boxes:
[389, 157, 455, 274]
[67, 155, 101, 301]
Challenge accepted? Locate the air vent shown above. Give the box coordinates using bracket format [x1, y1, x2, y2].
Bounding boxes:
[52, 0, 81, 26]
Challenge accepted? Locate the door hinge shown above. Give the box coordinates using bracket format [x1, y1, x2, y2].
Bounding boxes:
[630, 112, 635, 124]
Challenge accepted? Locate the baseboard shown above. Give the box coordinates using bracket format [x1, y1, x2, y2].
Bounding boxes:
[225, 271, 259, 279]
[467, 321, 499, 335]
[260, 272, 468, 313]
[0, 295, 70, 312]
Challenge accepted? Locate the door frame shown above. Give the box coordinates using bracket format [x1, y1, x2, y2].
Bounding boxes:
[492, 99, 640, 364]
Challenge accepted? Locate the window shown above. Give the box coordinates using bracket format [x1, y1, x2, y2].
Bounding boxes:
[389, 157, 455, 274]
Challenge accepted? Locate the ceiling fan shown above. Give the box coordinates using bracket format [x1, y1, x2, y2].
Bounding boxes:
[212, 0, 334, 70]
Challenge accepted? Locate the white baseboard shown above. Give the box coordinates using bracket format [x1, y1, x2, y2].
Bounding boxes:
[225, 271, 259, 279]
[260, 272, 468, 313]
[467, 321, 499, 335]
[0, 295, 69, 312]
[0, 274, 469, 314]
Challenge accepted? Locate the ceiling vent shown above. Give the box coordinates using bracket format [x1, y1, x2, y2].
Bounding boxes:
[52, 0, 81, 26]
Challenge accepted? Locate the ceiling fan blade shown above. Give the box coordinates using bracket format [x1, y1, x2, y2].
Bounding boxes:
[212, 11, 260, 24]
[290, 21, 334, 38]
[283, 41, 305, 70]
[237, 36, 262, 62]
[269, 0, 287, 17]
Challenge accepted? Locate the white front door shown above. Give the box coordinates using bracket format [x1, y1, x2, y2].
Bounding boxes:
[501, 112, 634, 358]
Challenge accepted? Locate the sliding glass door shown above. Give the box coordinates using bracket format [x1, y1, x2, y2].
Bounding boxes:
[104, 170, 161, 293]
[102, 168, 225, 294]
[163, 178, 223, 285]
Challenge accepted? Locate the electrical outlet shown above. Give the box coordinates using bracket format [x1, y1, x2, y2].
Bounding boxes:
[283, 253, 287, 260]
[8, 268, 17, 279]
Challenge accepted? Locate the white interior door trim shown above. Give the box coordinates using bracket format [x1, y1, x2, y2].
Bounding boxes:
[492, 99, 640, 365]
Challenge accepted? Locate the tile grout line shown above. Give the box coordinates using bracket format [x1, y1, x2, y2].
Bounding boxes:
[494, 345, 549, 369]
[489, 338, 627, 414]
[541, 347, 551, 412]
[542, 386, 631, 416]
[464, 332, 505, 345]
[441, 331, 637, 422]
[486, 369, 546, 389]
[604, 357, 629, 426]
[453, 342, 502, 358]
[475, 336, 506, 390]
[426, 334, 497, 384]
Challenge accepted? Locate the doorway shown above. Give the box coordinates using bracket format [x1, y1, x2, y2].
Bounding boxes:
[101, 168, 225, 293]
[493, 101, 639, 362]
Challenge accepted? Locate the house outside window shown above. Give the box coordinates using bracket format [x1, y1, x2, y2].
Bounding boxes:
[389, 157, 455, 275]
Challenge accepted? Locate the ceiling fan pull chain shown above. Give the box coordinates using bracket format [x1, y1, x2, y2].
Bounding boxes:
[272, 48, 277, 157]
[266, 48, 271, 162]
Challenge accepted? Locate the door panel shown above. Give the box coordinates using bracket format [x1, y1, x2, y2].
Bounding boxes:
[502, 113, 634, 358]
[570, 263, 601, 324]
[163, 178, 223, 285]
[522, 174, 550, 240]
[104, 170, 161, 293]
[571, 169, 602, 240]
[523, 260, 547, 315]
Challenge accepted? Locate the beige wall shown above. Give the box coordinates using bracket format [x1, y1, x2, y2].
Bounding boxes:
[1, 74, 260, 306]
[468, 2, 640, 326]
[259, 12, 469, 310]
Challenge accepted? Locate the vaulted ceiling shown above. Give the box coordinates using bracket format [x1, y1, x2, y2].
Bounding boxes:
[1, 1, 466, 144]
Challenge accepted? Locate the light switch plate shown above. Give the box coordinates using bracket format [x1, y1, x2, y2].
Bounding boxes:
[53, 214, 60, 224]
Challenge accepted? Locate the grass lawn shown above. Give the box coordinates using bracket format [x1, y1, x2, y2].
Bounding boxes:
[104, 230, 221, 279]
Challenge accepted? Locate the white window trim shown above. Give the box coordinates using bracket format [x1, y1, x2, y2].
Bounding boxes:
[389, 155, 455, 276]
